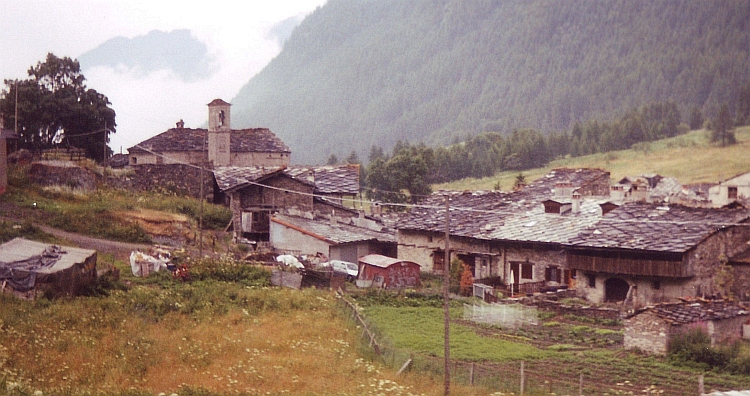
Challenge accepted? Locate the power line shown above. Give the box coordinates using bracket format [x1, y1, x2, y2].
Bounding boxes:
[129, 143, 750, 228]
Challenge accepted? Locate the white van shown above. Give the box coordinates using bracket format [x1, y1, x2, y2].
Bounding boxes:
[328, 260, 359, 281]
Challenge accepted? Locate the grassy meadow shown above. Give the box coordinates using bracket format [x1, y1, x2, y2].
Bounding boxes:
[1, 165, 232, 244]
[0, 258, 488, 396]
[353, 293, 750, 396]
[437, 126, 750, 191]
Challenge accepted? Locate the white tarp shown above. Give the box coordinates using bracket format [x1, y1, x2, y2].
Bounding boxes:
[275, 254, 304, 269]
[130, 251, 169, 277]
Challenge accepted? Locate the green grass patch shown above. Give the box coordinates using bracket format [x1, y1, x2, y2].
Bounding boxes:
[0, 221, 57, 244]
[438, 126, 750, 191]
[363, 306, 547, 361]
[547, 344, 578, 351]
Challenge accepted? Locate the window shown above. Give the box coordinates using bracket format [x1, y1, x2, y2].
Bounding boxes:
[728, 186, 738, 199]
[545, 266, 561, 283]
[433, 251, 445, 273]
[131, 157, 137, 165]
[521, 263, 533, 279]
[588, 274, 596, 288]
[653, 280, 661, 290]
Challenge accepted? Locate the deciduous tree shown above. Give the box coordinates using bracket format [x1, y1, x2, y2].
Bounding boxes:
[0, 53, 116, 161]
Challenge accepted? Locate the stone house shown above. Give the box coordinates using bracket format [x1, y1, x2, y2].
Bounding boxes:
[709, 172, 750, 208]
[610, 174, 711, 207]
[128, 99, 290, 168]
[213, 165, 361, 242]
[270, 211, 396, 262]
[624, 301, 749, 355]
[396, 168, 612, 293]
[567, 202, 750, 305]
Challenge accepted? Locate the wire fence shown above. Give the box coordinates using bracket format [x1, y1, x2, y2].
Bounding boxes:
[338, 292, 711, 396]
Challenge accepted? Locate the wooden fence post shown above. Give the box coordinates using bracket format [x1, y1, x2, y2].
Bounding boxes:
[698, 374, 704, 395]
[579, 373, 583, 396]
[470, 362, 475, 386]
[520, 361, 525, 395]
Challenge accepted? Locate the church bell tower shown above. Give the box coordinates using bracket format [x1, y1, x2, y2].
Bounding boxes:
[207, 99, 231, 166]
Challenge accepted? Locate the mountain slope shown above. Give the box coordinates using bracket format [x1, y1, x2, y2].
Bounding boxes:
[438, 126, 750, 192]
[231, 0, 750, 164]
[78, 29, 216, 82]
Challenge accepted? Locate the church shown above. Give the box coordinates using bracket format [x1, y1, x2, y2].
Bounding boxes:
[127, 99, 290, 168]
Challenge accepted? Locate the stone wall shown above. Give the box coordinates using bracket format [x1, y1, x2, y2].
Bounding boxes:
[533, 298, 621, 321]
[29, 161, 98, 191]
[119, 164, 213, 198]
[624, 310, 669, 354]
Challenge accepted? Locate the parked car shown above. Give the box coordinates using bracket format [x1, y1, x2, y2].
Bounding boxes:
[320, 260, 359, 281]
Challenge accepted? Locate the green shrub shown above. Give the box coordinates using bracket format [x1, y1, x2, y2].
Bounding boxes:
[187, 255, 271, 286]
[668, 325, 739, 369]
[0, 221, 55, 243]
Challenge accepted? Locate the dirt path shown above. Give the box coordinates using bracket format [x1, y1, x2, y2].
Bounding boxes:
[2, 215, 152, 260]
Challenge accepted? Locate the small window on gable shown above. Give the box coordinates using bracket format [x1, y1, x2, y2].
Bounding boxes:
[728, 186, 738, 199]
[132, 157, 137, 165]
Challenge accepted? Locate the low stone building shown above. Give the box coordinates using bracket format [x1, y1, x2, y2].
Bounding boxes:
[396, 168, 612, 295]
[213, 164, 361, 242]
[0, 238, 97, 298]
[270, 211, 396, 262]
[624, 300, 749, 355]
[709, 172, 750, 208]
[567, 203, 750, 305]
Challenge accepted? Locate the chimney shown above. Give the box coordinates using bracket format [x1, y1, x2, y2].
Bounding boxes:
[330, 210, 337, 226]
[572, 191, 581, 214]
[555, 182, 573, 198]
[176, 119, 185, 129]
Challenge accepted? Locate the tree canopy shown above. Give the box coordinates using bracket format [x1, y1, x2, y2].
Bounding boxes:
[0, 53, 116, 161]
[231, 0, 750, 164]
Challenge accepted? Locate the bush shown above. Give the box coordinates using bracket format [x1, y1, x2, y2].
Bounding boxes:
[668, 325, 738, 369]
[187, 255, 271, 286]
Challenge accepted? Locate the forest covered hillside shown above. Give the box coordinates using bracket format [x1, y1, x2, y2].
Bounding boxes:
[231, 0, 750, 164]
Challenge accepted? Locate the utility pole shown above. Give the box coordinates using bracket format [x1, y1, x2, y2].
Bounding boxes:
[443, 195, 451, 395]
[14, 81, 18, 134]
[199, 135, 206, 257]
[103, 121, 107, 183]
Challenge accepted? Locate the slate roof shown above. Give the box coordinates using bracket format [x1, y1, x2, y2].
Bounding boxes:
[486, 200, 604, 244]
[568, 202, 750, 253]
[285, 165, 360, 195]
[271, 214, 395, 245]
[640, 301, 749, 325]
[128, 127, 290, 154]
[396, 190, 514, 240]
[359, 254, 419, 268]
[213, 165, 359, 195]
[397, 168, 612, 242]
[518, 167, 610, 198]
[213, 166, 285, 191]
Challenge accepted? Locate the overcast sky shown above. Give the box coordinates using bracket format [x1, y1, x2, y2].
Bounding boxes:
[0, 0, 327, 153]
